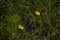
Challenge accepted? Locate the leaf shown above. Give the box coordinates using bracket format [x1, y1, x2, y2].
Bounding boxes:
[38, 19, 43, 26]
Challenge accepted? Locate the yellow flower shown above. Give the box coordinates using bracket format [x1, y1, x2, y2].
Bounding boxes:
[18, 24, 24, 30]
[35, 11, 40, 16]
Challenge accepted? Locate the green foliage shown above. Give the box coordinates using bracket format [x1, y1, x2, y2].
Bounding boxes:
[0, 0, 60, 40]
[5, 14, 20, 40]
[38, 19, 44, 26]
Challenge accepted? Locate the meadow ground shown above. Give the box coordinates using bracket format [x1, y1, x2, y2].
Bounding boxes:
[0, 0, 60, 40]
